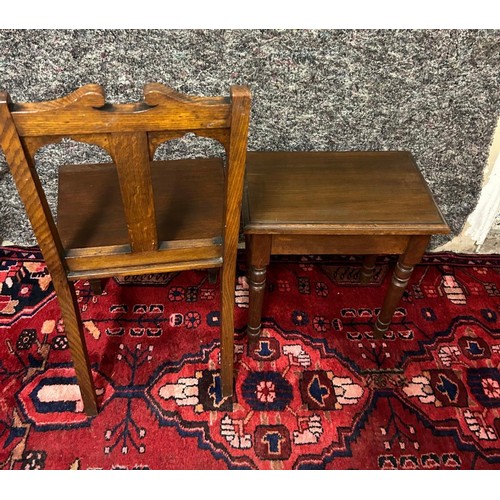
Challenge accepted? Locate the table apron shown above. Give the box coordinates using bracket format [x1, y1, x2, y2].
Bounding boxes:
[270, 234, 411, 255]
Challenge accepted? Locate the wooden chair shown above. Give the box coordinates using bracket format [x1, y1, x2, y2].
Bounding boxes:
[0, 83, 251, 416]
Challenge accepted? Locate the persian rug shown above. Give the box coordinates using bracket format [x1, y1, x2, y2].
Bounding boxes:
[0, 246, 499, 470]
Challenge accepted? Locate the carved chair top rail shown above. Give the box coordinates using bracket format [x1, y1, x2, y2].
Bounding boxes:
[1, 83, 234, 136]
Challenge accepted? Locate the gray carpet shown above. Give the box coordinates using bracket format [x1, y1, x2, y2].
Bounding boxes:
[1, 29, 499, 248]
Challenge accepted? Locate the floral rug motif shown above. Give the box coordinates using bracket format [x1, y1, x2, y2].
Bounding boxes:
[0, 247, 499, 469]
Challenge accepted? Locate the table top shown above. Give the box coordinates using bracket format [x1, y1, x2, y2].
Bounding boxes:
[243, 151, 450, 235]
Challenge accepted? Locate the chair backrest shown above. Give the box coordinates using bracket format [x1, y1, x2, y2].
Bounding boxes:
[0, 84, 251, 278]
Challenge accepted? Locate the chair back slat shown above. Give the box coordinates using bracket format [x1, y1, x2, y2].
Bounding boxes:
[108, 131, 158, 253]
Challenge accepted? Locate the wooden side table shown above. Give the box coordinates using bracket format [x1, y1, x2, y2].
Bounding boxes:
[242, 151, 450, 340]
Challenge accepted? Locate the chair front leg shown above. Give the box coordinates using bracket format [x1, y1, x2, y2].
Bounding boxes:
[220, 263, 235, 399]
[54, 279, 99, 416]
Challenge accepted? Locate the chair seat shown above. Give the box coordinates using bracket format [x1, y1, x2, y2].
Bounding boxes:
[58, 158, 225, 249]
[243, 151, 449, 235]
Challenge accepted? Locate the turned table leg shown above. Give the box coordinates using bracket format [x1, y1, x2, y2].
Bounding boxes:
[245, 234, 272, 345]
[360, 254, 378, 284]
[207, 268, 218, 284]
[89, 279, 103, 295]
[373, 236, 430, 338]
[247, 266, 267, 342]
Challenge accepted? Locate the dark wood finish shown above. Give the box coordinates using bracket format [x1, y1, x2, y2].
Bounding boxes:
[243, 151, 450, 341]
[373, 235, 431, 337]
[244, 151, 448, 235]
[0, 84, 251, 414]
[89, 279, 103, 295]
[360, 255, 378, 284]
[245, 234, 272, 345]
[270, 235, 410, 255]
[208, 269, 219, 284]
[57, 159, 225, 279]
[57, 159, 224, 249]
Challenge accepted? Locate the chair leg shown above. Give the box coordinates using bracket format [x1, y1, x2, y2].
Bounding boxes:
[54, 278, 98, 416]
[220, 263, 235, 398]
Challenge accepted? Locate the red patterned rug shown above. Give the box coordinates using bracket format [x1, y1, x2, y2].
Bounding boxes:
[0, 246, 499, 470]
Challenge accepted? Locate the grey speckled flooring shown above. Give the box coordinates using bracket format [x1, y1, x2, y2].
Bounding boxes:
[1, 30, 499, 249]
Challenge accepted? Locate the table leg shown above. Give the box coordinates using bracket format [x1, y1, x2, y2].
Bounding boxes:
[245, 234, 272, 344]
[89, 278, 103, 295]
[360, 254, 378, 284]
[373, 235, 430, 338]
[207, 268, 218, 284]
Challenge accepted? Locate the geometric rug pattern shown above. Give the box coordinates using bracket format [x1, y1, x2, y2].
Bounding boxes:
[1, 247, 499, 469]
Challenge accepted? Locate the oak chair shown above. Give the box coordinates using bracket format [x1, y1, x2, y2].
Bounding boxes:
[0, 83, 251, 416]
